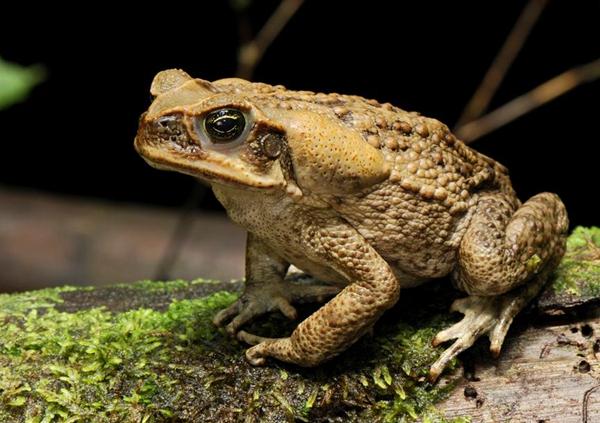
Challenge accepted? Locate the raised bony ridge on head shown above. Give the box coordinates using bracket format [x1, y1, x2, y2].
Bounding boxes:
[146, 69, 220, 118]
[150, 69, 193, 96]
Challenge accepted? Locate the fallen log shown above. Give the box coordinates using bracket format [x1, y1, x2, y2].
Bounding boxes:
[0, 227, 598, 422]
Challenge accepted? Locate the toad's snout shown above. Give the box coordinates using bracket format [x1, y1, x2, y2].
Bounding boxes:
[134, 112, 203, 158]
[154, 114, 185, 142]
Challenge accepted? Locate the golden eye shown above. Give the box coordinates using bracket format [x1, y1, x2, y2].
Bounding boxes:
[204, 108, 245, 142]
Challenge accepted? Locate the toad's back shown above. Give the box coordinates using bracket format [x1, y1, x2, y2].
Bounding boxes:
[215, 77, 513, 199]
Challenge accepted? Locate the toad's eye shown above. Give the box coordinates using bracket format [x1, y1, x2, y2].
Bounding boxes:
[204, 108, 246, 142]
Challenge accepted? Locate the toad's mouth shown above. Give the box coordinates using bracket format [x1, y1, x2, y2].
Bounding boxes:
[134, 132, 285, 190]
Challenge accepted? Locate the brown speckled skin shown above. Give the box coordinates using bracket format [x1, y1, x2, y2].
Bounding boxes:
[135, 69, 568, 381]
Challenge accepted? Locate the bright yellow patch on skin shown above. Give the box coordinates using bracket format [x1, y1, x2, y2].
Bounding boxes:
[526, 254, 542, 273]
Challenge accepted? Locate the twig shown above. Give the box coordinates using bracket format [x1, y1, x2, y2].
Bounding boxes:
[455, 0, 548, 128]
[236, 0, 304, 79]
[582, 384, 600, 423]
[154, 183, 206, 280]
[456, 58, 600, 143]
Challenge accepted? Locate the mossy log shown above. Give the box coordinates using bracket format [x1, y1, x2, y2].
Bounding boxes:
[0, 227, 598, 422]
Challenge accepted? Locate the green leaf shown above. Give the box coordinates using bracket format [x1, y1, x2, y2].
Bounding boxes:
[82, 361, 102, 372]
[381, 365, 393, 385]
[0, 57, 44, 110]
[304, 388, 318, 410]
[8, 396, 26, 406]
[108, 356, 122, 365]
[159, 408, 174, 417]
[394, 383, 406, 400]
[373, 366, 388, 389]
[359, 374, 369, 387]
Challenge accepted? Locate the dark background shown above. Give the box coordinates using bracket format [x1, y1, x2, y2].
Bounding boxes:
[0, 1, 598, 225]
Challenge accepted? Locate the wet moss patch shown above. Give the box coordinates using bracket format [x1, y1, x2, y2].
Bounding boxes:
[0, 279, 467, 422]
[538, 226, 600, 312]
[551, 226, 600, 296]
[0, 282, 237, 422]
[56, 279, 242, 314]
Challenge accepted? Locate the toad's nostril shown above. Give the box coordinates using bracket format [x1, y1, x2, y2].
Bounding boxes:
[158, 116, 175, 128]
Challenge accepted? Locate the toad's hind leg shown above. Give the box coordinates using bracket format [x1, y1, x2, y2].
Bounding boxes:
[429, 192, 568, 381]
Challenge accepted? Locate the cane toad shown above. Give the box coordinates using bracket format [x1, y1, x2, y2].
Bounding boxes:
[135, 69, 568, 380]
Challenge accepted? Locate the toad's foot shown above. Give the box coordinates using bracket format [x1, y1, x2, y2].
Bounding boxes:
[243, 336, 294, 366]
[213, 280, 341, 336]
[236, 331, 290, 366]
[428, 295, 519, 382]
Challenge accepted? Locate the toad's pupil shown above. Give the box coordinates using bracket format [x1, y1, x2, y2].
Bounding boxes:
[214, 117, 236, 132]
[205, 108, 245, 141]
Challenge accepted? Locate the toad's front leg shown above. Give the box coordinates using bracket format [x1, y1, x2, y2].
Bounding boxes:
[214, 233, 340, 335]
[244, 221, 400, 367]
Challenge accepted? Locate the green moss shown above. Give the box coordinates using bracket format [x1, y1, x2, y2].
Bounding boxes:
[351, 312, 463, 422]
[0, 285, 84, 318]
[112, 278, 223, 292]
[0, 282, 236, 422]
[551, 226, 600, 296]
[0, 280, 464, 422]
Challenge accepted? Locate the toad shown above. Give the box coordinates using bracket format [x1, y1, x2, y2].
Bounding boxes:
[135, 69, 568, 381]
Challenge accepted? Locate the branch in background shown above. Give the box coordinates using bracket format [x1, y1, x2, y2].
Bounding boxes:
[236, 0, 304, 79]
[456, 58, 600, 143]
[154, 183, 206, 280]
[455, 0, 548, 128]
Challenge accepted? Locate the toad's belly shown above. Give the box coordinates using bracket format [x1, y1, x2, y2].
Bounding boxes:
[336, 213, 467, 281]
[276, 247, 349, 287]
[278, 244, 432, 289]
[212, 184, 462, 287]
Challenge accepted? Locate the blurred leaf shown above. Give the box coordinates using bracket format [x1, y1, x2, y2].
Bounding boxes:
[0, 57, 45, 111]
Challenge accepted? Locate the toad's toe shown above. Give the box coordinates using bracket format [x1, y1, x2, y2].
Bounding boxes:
[246, 345, 268, 366]
[429, 296, 506, 381]
[237, 330, 276, 346]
